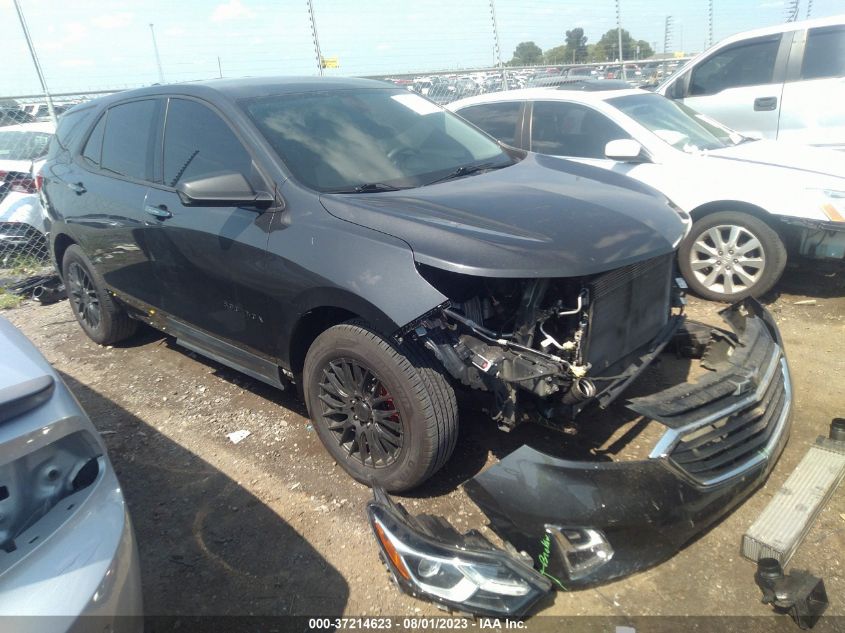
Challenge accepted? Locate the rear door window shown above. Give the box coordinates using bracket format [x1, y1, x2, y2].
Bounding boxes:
[801, 26, 845, 80]
[530, 101, 630, 158]
[457, 102, 522, 147]
[689, 35, 781, 95]
[100, 99, 161, 181]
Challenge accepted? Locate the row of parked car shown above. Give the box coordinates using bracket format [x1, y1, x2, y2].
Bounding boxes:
[0, 12, 843, 626]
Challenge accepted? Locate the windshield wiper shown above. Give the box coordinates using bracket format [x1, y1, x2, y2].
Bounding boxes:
[331, 183, 403, 194]
[424, 161, 504, 186]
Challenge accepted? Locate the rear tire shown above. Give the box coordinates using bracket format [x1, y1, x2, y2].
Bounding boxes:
[62, 244, 137, 345]
[303, 321, 458, 492]
[678, 211, 787, 302]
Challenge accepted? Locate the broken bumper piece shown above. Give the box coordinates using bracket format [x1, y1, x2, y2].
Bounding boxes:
[369, 300, 792, 612]
[367, 487, 552, 617]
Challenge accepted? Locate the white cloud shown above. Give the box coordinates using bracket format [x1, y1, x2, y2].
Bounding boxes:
[210, 0, 256, 23]
[92, 12, 134, 30]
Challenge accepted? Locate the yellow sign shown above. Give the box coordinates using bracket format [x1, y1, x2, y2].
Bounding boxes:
[321, 57, 339, 69]
[673, 51, 686, 58]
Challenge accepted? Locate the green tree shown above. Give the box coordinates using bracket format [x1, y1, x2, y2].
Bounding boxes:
[596, 29, 654, 61]
[508, 41, 543, 66]
[564, 27, 588, 63]
[543, 45, 568, 65]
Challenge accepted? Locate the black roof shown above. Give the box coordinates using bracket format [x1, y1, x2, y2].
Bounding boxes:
[80, 76, 396, 110]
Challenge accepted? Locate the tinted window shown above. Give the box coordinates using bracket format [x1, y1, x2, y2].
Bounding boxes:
[458, 102, 522, 146]
[53, 106, 95, 153]
[245, 89, 509, 192]
[82, 114, 106, 165]
[163, 99, 254, 188]
[689, 36, 780, 96]
[530, 101, 630, 158]
[101, 99, 160, 181]
[801, 26, 845, 80]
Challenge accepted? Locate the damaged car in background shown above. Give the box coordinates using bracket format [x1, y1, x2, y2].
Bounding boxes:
[39, 78, 792, 617]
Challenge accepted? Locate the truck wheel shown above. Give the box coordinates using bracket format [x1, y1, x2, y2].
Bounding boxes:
[62, 245, 137, 345]
[303, 321, 458, 492]
[678, 211, 787, 302]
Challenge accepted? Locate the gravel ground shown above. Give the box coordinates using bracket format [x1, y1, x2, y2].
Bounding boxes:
[4, 259, 845, 627]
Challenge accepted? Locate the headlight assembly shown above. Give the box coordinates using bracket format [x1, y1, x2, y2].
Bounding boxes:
[807, 188, 845, 223]
[367, 488, 551, 617]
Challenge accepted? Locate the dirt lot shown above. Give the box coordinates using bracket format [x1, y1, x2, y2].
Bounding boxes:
[4, 260, 845, 628]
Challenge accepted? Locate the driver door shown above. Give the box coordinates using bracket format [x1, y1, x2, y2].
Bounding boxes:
[142, 97, 276, 351]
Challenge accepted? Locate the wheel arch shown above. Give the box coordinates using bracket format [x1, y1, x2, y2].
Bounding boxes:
[689, 200, 782, 232]
[52, 232, 77, 277]
[286, 289, 406, 380]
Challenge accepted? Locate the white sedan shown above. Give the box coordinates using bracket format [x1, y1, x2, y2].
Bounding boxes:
[0, 122, 54, 262]
[448, 87, 845, 301]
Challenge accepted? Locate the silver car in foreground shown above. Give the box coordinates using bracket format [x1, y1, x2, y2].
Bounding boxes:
[0, 316, 142, 631]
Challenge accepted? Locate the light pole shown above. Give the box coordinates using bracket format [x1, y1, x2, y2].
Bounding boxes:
[616, 0, 626, 81]
[149, 23, 165, 83]
[12, 0, 56, 124]
[487, 0, 507, 89]
[307, 0, 324, 77]
[663, 16, 673, 80]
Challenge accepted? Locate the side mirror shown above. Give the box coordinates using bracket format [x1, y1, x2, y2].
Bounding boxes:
[176, 171, 274, 209]
[605, 139, 650, 163]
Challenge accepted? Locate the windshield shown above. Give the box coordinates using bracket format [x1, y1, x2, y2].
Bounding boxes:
[608, 93, 741, 152]
[244, 88, 510, 192]
[0, 130, 52, 161]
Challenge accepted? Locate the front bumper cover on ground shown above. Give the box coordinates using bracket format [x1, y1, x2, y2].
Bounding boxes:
[368, 299, 793, 613]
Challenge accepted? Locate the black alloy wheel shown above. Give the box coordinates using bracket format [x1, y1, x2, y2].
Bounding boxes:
[318, 358, 403, 468]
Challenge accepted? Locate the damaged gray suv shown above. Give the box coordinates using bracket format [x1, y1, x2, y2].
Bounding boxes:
[40, 78, 792, 607]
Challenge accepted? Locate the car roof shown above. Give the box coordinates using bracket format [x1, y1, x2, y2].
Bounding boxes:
[0, 121, 55, 134]
[714, 13, 843, 45]
[75, 76, 396, 111]
[448, 87, 649, 110]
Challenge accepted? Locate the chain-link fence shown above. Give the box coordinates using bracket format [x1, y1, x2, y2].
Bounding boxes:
[0, 117, 59, 308]
[1, 0, 840, 304]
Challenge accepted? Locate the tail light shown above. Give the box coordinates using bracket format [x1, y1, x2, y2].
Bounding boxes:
[2, 171, 37, 194]
[9, 176, 37, 194]
[35, 174, 44, 192]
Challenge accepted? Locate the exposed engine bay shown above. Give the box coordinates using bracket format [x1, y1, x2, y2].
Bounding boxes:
[409, 253, 681, 431]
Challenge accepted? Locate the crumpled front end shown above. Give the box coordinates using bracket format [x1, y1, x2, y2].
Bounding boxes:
[368, 300, 792, 614]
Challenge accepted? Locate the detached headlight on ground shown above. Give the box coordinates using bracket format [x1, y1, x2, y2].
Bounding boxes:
[367, 488, 551, 617]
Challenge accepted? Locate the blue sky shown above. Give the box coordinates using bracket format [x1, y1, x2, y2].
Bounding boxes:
[2, 0, 843, 96]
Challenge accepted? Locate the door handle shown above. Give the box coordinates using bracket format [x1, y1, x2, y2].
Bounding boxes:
[754, 96, 778, 111]
[67, 181, 86, 195]
[144, 204, 172, 219]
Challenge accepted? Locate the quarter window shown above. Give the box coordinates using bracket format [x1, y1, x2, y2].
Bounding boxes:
[100, 100, 161, 181]
[801, 26, 845, 80]
[689, 36, 781, 96]
[82, 114, 105, 166]
[163, 99, 254, 188]
[530, 101, 630, 159]
[458, 102, 522, 146]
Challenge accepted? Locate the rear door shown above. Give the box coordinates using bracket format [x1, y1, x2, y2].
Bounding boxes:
[66, 98, 166, 308]
[142, 96, 276, 351]
[778, 24, 845, 148]
[674, 33, 790, 139]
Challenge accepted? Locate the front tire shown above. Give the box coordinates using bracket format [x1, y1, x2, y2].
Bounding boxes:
[62, 244, 137, 345]
[303, 322, 458, 492]
[678, 211, 787, 301]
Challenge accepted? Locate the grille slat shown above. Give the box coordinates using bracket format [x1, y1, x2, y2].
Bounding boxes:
[668, 356, 789, 484]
